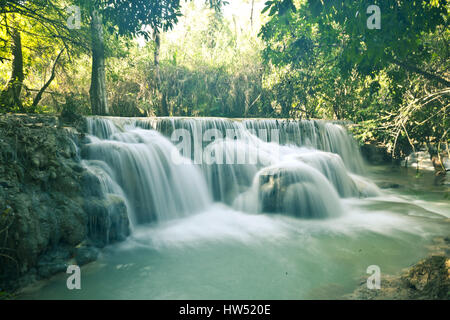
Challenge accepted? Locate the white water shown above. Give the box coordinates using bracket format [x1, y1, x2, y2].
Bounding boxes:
[81, 117, 376, 224]
[82, 125, 211, 224]
[21, 117, 449, 299]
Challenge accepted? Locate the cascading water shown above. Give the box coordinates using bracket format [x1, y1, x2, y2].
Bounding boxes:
[82, 117, 378, 224]
[23, 116, 450, 300]
[82, 120, 211, 226]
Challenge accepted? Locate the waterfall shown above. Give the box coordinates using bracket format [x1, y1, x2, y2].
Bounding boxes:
[83, 120, 211, 225]
[133, 117, 365, 171]
[83, 117, 379, 228]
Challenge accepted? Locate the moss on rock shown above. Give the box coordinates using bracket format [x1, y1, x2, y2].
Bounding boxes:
[0, 114, 130, 292]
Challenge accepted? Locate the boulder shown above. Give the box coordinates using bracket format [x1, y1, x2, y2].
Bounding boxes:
[74, 245, 99, 266]
[84, 194, 130, 247]
[80, 169, 104, 198]
[256, 162, 343, 218]
[361, 143, 391, 164]
[0, 114, 130, 292]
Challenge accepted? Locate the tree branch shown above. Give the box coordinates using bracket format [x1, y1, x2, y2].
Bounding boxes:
[32, 48, 65, 108]
[390, 58, 450, 87]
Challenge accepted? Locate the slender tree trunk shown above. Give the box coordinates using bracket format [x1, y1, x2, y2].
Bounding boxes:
[250, 0, 255, 29]
[332, 103, 341, 120]
[154, 29, 161, 85]
[32, 49, 64, 108]
[427, 142, 447, 176]
[154, 29, 168, 116]
[89, 9, 108, 115]
[0, 25, 24, 111]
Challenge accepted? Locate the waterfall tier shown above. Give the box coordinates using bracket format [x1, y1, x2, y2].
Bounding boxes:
[82, 117, 379, 228]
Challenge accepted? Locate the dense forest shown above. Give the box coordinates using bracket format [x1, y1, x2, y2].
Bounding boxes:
[0, 0, 449, 161]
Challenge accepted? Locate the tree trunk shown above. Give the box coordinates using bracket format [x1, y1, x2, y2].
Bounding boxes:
[427, 142, 447, 176]
[250, 0, 255, 29]
[154, 29, 169, 116]
[89, 9, 108, 115]
[0, 26, 24, 111]
[32, 49, 64, 108]
[332, 103, 341, 120]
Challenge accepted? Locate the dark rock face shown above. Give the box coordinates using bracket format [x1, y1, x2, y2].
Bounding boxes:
[0, 114, 130, 292]
[81, 170, 104, 198]
[361, 143, 392, 164]
[84, 195, 130, 248]
[74, 245, 99, 266]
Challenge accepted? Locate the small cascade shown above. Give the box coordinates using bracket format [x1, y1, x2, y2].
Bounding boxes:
[83, 116, 379, 226]
[82, 126, 211, 225]
[243, 119, 365, 173]
[133, 118, 365, 171]
[81, 160, 133, 246]
[132, 117, 366, 201]
[233, 161, 343, 218]
[86, 117, 121, 140]
[288, 150, 360, 198]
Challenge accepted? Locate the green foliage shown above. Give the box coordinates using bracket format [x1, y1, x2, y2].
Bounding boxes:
[261, 0, 448, 76]
[304, 0, 447, 77]
[260, 0, 449, 157]
[75, 0, 228, 39]
[100, 1, 270, 118]
[0, 0, 448, 161]
[0, 0, 87, 113]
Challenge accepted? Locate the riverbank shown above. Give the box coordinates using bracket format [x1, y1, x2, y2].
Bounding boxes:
[343, 165, 450, 300]
[347, 237, 449, 300]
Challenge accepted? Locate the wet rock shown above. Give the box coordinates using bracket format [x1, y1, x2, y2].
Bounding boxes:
[84, 194, 130, 247]
[57, 197, 87, 246]
[347, 253, 450, 300]
[351, 174, 382, 197]
[38, 246, 72, 263]
[378, 182, 401, 189]
[403, 255, 450, 299]
[74, 246, 99, 266]
[30, 151, 48, 169]
[35, 246, 72, 279]
[0, 114, 120, 292]
[37, 262, 68, 279]
[0, 180, 12, 188]
[361, 143, 392, 164]
[256, 164, 342, 218]
[259, 174, 282, 213]
[71, 163, 84, 173]
[81, 170, 104, 198]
